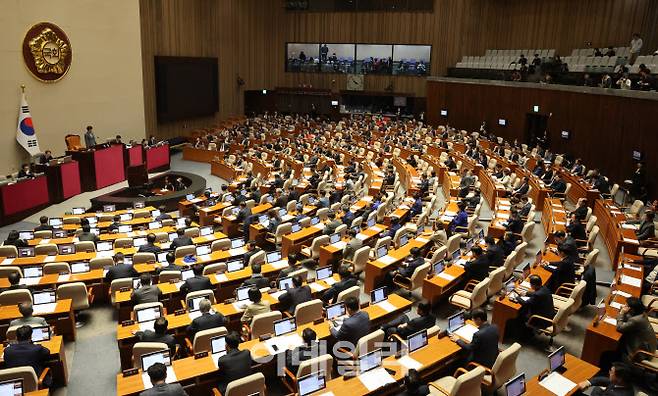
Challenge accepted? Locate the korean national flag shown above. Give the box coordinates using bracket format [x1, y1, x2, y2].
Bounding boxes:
[16, 93, 41, 156]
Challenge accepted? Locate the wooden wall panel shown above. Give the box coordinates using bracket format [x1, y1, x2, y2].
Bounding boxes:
[139, 0, 658, 138]
[427, 80, 658, 196]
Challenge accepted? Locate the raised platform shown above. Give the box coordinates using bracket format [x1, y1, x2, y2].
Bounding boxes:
[89, 172, 206, 212]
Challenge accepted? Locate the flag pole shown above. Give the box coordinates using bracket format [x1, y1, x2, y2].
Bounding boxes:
[21, 84, 25, 93]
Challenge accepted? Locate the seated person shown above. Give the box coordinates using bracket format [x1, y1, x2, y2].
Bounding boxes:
[155, 206, 172, 221]
[107, 215, 122, 232]
[156, 252, 186, 274]
[278, 275, 312, 314]
[34, 216, 54, 232]
[240, 287, 271, 324]
[386, 217, 402, 239]
[549, 175, 567, 194]
[186, 298, 226, 340]
[504, 210, 524, 234]
[105, 253, 138, 282]
[572, 198, 588, 220]
[17, 164, 34, 179]
[615, 297, 656, 363]
[323, 211, 342, 235]
[329, 296, 370, 347]
[321, 265, 357, 304]
[141, 362, 188, 396]
[242, 240, 261, 266]
[385, 247, 426, 288]
[342, 229, 363, 261]
[463, 246, 490, 282]
[544, 243, 577, 291]
[3, 230, 28, 247]
[170, 228, 193, 250]
[134, 317, 178, 356]
[241, 263, 270, 289]
[395, 369, 429, 396]
[216, 332, 253, 395]
[637, 211, 655, 241]
[179, 264, 213, 295]
[131, 273, 163, 304]
[381, 300, 435, 339]
[449, 308, 499, 367]
[138, 233, 162, 254]
[566, 213, 587, 242]
[285, 328, 319, 374]
[78, 224, 99, 242]
[577, 362, 634, 396]
[3, 325, 51, 386]
[513, 275, 554, 340]
[9, 302, 48, 327]
[4, 272, 26, 291]
[448, 203, 468, 235]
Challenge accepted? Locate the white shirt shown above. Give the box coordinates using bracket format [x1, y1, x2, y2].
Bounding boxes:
[631, 38, 643, 54]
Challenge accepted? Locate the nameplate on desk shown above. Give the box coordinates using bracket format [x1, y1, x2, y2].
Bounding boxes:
[602, 316, 617, 326]
[122, 368, 138, 377]
[174, 309, 186, 316]
[620, 275, 641, 287]
[194, 351, 208, 359]
[416, 237, 430, 243]
[613, 290, 631, 298]
[198, 254, 212, 262]
[44, 256, 57, 263]
[58, 274, 71, 282]
[122, 320, 135, 326]
[19, 277, 41, 286]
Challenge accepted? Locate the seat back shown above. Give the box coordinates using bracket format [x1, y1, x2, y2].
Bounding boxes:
[582, 249, 599, 268]
[336, 285, 360, 303]
[203, 263, 226, 276]
[65, 134, 82, 151]
[0, 290, 32, 306]
[490, 342, 522, 389]
[0, 246, 18, 258]
[248, 251, 266, 267]
[296, 354, 334, 380]
[186, 289, 215, 306]
[114, 238, 133, 248]
[471, 278, 491, 309]
[89, 257, 113, 270]
[192, 327, 228, 354]
[514, 242, 528, 266]
[446, 234, 461, 254]
[503, 251, 517, 279]
[294, 299, 323, 325]
[487, 267, 506, 297]
[310, 235, 330, 259]
[372, 236, 392, 254]
[585, 215, 597, 233]
[430, 246, 448, 264]
[175, 245, 196, 258]
[64, 216, 81, 225]
[393, 227, 411, 247]
[453, 366, 486, 396]
[568, 281, 587, 312]
[629, 200, 644, 216]
[133, 253, 156, 264]
[74, 241, 95, 253]
[225, 372, 266, 396]
[274, 223, 293, 244]
[0, 266, 22, 278]
[211, 238, 231, 252]
[354, 329, 385, 357]
[351, 216, 363, 229]
[552, 298, 575, 335]
[43, 262, 71, 275]
[34, 244, 58, 256]
[110, 278, 134, 304]
[409, 262, 431, 290]
[34, 230, 53, 239]
[57, 282, 90, 310]
[133, 302, 163, 316]
[158, 270, 181, 283]
[0, 366, 38, 392]
[521, 222, 534, 243]
[250, 311, 282, 339]
[350, 246, 371, 274]
[587, 226, 600, 246]
[132, 343, 169, 369]
[184, 227, 200, 239]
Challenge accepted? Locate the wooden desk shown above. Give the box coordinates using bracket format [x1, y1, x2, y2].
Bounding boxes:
[581, 261, 644, 365]
[364, 235, 432, 293]
[0, 335, 69, 386]
[593, 199, 639, 269]
[559, 170, 599, 207]
[317, 224, 387, 269]
[221, 203, 272, 238]
[0, 299, 76, 341]
[422, 264, 465, 306]
[281, 224, 324, 257]
[182, 146, 221, 163]
[198, 202, 231, 226]
[526, 354, 599, 396]
[542, 198, 567, 236]
[488, 198, 512, 239]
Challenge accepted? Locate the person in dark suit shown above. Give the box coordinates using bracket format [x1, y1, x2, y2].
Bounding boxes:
[107, 215, 122, 232]
[216, 332, 253, 395]
[382, 300, 436, 339]
[285, 328, 319, 374]
[449, 309, 499, 367]
[131, 273, 162, 304]
[157, 252, 186, 274]
[17, 163, 34, 179]
[330, 296, 370, 347]
[2, 230, 28, 248]
[34, 216, 54, 232]
[342, 229, 363, 261]
[485, 237, 505, 267]
[513, 176, 530, 196]
[321, 265, 358, 303]
[593, 173, 610, 194]
[395, 369, 430, 396]
[186, 298, 226, 340]
[385, 247, 426, 288]
[549, 175, 567, 194]
[577, 362, 634, 396]
[570, 159, 585, 176]
[77, 224, 99, 242]
[242, 240, 261, 266]
[2, 326, 51, 386]
[4, 272, 26, 291]
[615, 297, 657, 363]
[278, 275, 312, 314]
[105, 253, 138, 282]
[463, 246, 490, 282]
[134, 317, 178, 357]
[235, 201, 251, 224]
[636, 211, 655, 241]
[170, 228, 193, 250]
[505, 210, 524, 234]
[514, 275, 554, 339]
[573, 198, 589, 221]
[566, 213, 587, 242]
[179, 264, 213, 295]
[138, 233, 162, 254]
[140, 362, 188, 396]
[322, 211, 341, 235]
[544, 243, 577, 291]
[241, 263, 270, 289]
[448, 203, 468, 235]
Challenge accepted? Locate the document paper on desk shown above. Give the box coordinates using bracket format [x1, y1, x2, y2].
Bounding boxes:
[359, 367, 396, 391]
[333, 241, 347, 250]
[1, 258, 14, 265]
[379, 255, 398, 265]
[603, 317, 617, 326]
[142, 366, 177, 388]
[309, 282, 324, 292]
[539, 372, 576, 396]
[32, 303, 57, 315]
[265, 333, 304, 355]
[324, 277, 337, 285]
[19, 277, 41, 286]
[437, 272, 456, 282]
[44, 256, 57, 263]
[398, 355, 422, 370]
[375, 300, 397, 313]
[454, 323, 479, 342]
[620, 275, 641, 287]
[214, 273, 228, 283]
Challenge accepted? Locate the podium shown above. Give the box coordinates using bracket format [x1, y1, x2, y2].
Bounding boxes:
[127, 165, 148, 187]
[0, 176, 50, 225]
[69, 144, 126, 191]
[35, 160, 81, 203]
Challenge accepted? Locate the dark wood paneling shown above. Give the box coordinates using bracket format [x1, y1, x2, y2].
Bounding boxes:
[427, 80, 657, 196]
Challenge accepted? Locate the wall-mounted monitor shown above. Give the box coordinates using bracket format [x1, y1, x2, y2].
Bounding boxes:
[498, 119, 507, 126]
[356, 44, 393, 74]
[286, 43, 321, 72]
[632, 150, 643, 161]
[331, 100, 339, 106]
[392, 45, 431, 75]
[440, 109, 448, 117]
[561, 130, 570, 139]
[533, 105, 540, 112]
[319, 43, 356, 73]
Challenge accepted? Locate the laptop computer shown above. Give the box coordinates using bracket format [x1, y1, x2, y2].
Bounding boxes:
[278, 276, 294, 291]
[227, 260, 244, 272]
[32, 290, 56, 306]
[310, 216, 320, 226]
[451, 249, 461, 262]
[71, 262, 90, 274]
[446, 310, 478, 343]
[53, 229, 67, 238]
[316, 266, 332, 281]
[325, 302, 346, 320]
[187, 296, 206, 312]
[181, 268, 194, 281]
[185, 194, 195, 201]
[433, 260, 445, 274]
[176, 218, 187, 227]
[291, 223, 302, 233]
[266, 250, 282, 264]
[0, 378, 23, 396]
[118, 225, 132, 233]
[297, 371, 326, 396]
[59, 244, 75, 255]
[231, 207, 240, 216]
[273, 317, 297, 337]
[135, 306, 162, 323]
[31, 326, 51, 342]
[330, 233, 341, 244]
[236, 286, 251, 302]
[370, 287, 387, 304]
[18, 231, 34, 240]
[48, 218, 63, 227]
[521, 263, 531, 280]
[96, 241, 113, 252]
[230, 238, 245, 249]
[210, 335, 227, 359]
[168, 232, 177, 242]
[103, 205, 116, 213]
[195, 245, 211, 256]
[140, 349, 171, 371]
[358, 349, 383, 375]
[278, 209, 287, 217]
[200, 226, 213, 236]
[376, 245, 388, 259]
[224, 194, 234, 203]
[157, 252, 168, 264]
[133, 237, 148, 247]
[258, 215, 269, 226]
[504, 373, 526, 396]
[72, 207, 86, 215]
[87, 217, 98, 226]
[399, 233, 409, 247]
[148, 221, 162, 230]
[119, 213, 133, 222]
[90, 228, 100, 236]
[465, 238, 474, 252]
[548, 346, 567, 374]
[134, 202, 145, 209]
[406, 329, 428, 353]
[367, 217, 376, 227]
[23, 266, 42, 278]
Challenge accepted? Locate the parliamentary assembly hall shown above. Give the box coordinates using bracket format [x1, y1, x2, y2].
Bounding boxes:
[0, 1, 656, 395]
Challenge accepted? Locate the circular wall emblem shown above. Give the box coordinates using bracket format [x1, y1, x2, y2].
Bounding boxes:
[22, 22, 72, 83]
